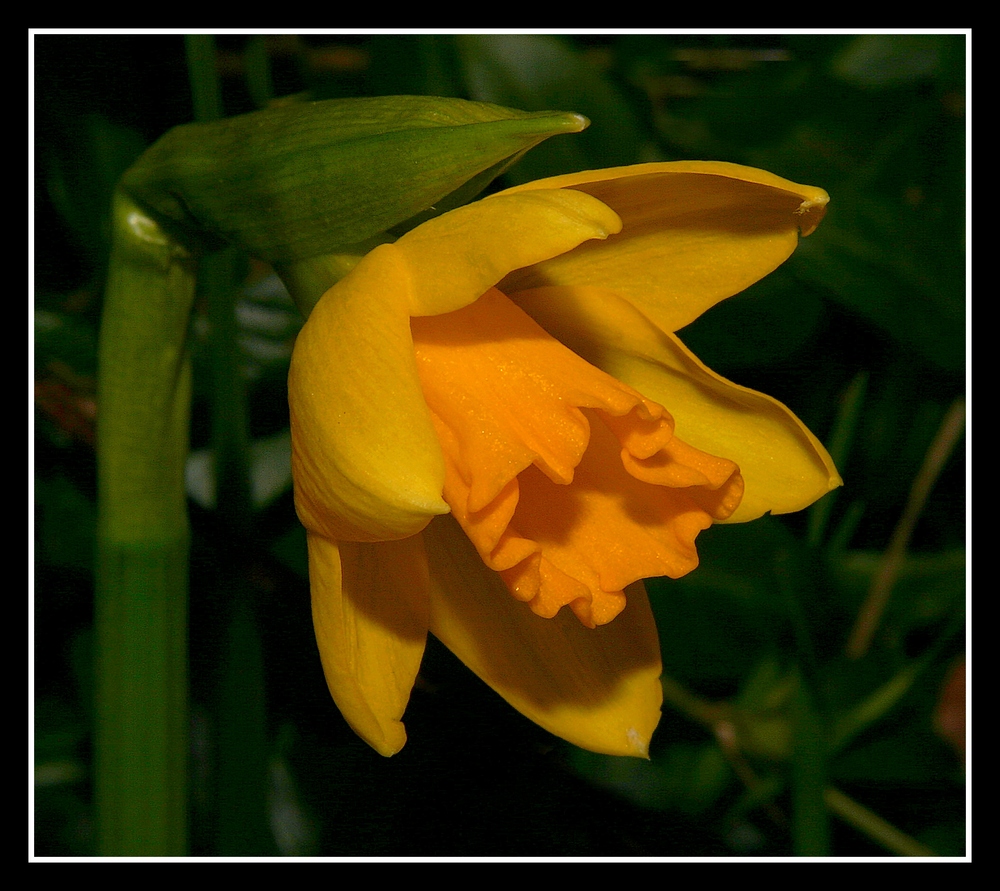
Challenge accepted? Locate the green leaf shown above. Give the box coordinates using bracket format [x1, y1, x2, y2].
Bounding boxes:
[120, 95, 589, 262]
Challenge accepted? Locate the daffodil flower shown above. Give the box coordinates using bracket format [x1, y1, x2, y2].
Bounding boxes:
[289, 161, 841, 758]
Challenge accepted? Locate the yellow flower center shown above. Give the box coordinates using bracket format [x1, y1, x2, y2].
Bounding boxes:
[411, 288, 744, 629]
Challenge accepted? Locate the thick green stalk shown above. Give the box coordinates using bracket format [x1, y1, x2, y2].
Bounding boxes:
[95, 190, 196, 855]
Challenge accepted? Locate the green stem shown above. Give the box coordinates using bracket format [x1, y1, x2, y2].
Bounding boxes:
[95, 190, 196, 855]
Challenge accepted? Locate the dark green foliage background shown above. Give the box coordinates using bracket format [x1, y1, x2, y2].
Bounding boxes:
[33, 33, 967, 857]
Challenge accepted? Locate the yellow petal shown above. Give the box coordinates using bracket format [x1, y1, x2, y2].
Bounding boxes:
[393, 189, 622, 316]
[308, 533, 431, 757]
[290, 245, 449, 541]
[422, 515, 663, 757]
[498, 161, 829, 333]
[511, 285, 842, 522]
[289, 189, 622, 541]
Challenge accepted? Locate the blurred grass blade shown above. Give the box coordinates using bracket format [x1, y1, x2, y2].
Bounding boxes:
[185, 34, 225, 122]
[186, 34, 273, 855]
[832, 663, 919, 754]
[833, 605, 964, 753]
[824, 787, 935, 856]
[790, 669, 829, 857]
[846, 397, 965, 658]
[808, 370, 867, 548]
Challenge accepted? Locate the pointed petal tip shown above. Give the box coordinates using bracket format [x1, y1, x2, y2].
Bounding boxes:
[798, 191, 830, 212]
[626, 726, 652, 759]
[368, 724, 408, 757]
[339, 704, 408, 756]
[308, 535, 429, 759]
[331, 694, 410, 758]
[796, 188, 830, 237]
[558, 705, 660, 758]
